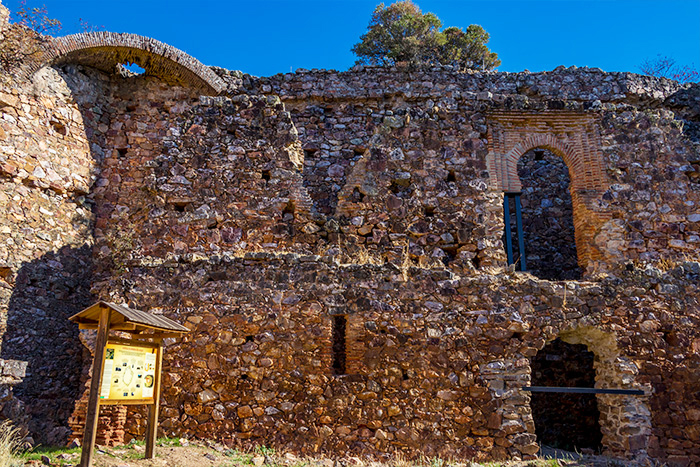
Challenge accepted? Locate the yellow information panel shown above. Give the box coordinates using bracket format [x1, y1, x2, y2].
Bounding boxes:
[100, 342, 157, 403]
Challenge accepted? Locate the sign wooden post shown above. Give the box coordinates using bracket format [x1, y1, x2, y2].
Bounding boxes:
[145, 342, 163, 458]
[70, 302, 189, 467]
[79, 307, 111, 467]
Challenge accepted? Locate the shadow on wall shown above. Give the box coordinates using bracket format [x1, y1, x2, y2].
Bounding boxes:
[0, 245, 94, 445]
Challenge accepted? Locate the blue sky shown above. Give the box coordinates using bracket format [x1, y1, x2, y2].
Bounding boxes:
[4, 0, 699, 77]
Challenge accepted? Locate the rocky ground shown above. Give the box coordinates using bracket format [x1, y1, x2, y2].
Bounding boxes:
[18, 439, 628, 467]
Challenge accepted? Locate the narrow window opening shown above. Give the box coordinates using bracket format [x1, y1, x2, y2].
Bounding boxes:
[530, 338, 603, 454]
[446, 170, 456, 183]
[332, 315, 347, 375]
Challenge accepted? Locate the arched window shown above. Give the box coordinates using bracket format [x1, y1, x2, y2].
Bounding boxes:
[503, 148, 581, 280]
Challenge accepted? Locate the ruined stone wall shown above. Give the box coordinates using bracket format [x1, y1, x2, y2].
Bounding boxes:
[235, 67, 700, 275]
[93, 254, 700, 463]
[2, 13, 700, 463]
[0, 58, 113, 443]
[70, 67, 700, 464]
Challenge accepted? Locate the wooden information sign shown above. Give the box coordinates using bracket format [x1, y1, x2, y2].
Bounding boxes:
[69, 301, 188, 467]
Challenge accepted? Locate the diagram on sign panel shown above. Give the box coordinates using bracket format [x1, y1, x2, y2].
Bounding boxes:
[101, 344, 157, 401]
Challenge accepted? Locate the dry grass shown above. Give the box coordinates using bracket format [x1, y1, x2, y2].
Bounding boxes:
[0, 421, 23, 467]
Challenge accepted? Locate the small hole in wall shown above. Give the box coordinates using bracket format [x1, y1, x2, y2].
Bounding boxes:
[122, 62, 145, 75]
[389, 179, 412, 197]
[117, 148, 128, 158]
[511, 332, 524, 341]
[446, 170, 456, 183]
[283, 201, 295, 215]
[262, 170, 271, 181]
[240, 374, 249, 380]
[352, 187, 365, 202]
[424, 206, 435, 217]
[283, 200, 295, 222]
[472, 254, 481, 270]
[534, 149, 546, 161]
[245, 335, 254, 343]
[442, 245, 458, 266]
[50, 120, 67, 136]
[685, 164, 699, 184]
[173, 203, 186, 213]
[402, 369, 409, 381]
[353, 148, 365, 157]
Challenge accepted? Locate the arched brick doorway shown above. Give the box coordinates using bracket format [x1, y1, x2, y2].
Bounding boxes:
[486, 111, 612, 274]
[530, 338, 602, 452]
[526, 327, 652, 459]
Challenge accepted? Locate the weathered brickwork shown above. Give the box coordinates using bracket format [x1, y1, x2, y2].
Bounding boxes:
[1, 5, 700, 464]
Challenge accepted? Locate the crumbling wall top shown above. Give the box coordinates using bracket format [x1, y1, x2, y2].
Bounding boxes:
[235, 65, 685, 106]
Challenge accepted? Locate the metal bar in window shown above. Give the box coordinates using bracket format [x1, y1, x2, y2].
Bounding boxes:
[503, 194, 513, 265]
[514, 194, 526, 271]
[523, 386, 645, 395]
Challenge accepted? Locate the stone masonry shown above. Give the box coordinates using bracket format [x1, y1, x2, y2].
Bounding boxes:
[1, 4, 700, 465]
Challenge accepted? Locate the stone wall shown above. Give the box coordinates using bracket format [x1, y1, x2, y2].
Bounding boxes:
[1, 12, 700, 465]
[0, 60, 112, 443]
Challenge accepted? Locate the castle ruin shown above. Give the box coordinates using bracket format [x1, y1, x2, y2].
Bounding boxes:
[1, 2, 700, 464]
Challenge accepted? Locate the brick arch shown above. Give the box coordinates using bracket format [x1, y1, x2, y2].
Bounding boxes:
[486, 111, 612, 270]
[500, 134, 582, 192]
[37, 32, 225, 95]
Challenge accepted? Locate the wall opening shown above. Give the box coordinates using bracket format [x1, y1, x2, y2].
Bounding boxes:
[530, 338, 603, 453]
[332, 315, 347, 375]
[515, 148, 581, 280]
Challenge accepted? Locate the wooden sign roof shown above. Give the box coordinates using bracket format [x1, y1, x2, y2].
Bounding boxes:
[69, 301, 189, 333]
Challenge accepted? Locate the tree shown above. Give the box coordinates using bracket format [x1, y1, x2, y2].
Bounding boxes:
[1, 1, 60, 74]
[439, 25, 500, 71]
[352, 1, 500, 70]
[639, 55, 699, 83]
[13, 0, 61, 35]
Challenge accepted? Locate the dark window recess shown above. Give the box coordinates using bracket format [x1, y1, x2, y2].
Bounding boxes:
[503, 192, 526, 272]
[530, 338, 603, 453]
[332, 315, 347, 375]
[517, 149, 581, 280]
[446, 170, 457, 183]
